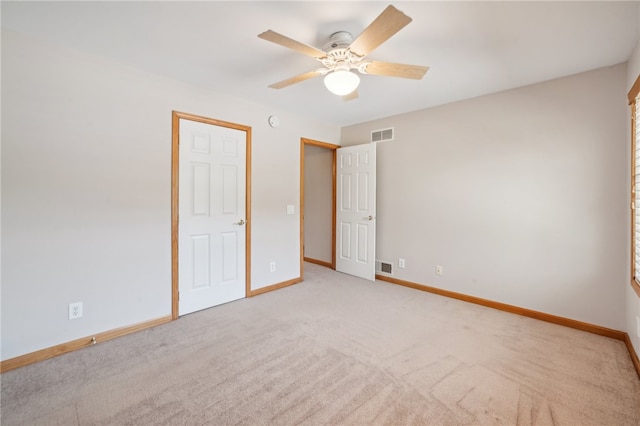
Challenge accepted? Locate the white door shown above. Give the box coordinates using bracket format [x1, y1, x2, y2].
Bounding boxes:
[336, 143, 377, 281]
[179, 118, 246, 315]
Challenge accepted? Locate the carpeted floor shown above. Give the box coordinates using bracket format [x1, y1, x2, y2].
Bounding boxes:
[2, 262, 639, 425]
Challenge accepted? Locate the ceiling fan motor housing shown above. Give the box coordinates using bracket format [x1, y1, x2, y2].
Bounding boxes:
[323, 31, 353, 51]
[320, 32, 367, 73]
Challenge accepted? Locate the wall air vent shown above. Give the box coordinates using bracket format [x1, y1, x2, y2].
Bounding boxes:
[371, 127, 394, 143]
[375, 260, 393, 275]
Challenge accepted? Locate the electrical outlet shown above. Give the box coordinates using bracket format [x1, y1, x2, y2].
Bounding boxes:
[398, 258, 405, 268]
[435, 265, 443, 276]
[270, 261, 276, 272]
[69, 302, 83, 320]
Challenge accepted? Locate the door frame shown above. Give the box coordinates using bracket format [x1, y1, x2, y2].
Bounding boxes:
[171, 110, 252, 320]
[300, 138, 339, 276]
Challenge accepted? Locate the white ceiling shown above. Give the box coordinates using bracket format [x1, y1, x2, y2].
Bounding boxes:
[2, 1, 639, 127]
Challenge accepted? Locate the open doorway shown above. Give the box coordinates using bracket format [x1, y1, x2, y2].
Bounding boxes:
[300, 138, 339, 276]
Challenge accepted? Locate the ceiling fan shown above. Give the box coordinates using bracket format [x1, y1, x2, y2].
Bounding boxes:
[258, 4, 429, 100]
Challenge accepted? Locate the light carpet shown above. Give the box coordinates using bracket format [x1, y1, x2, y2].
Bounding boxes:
[2, 262, 639, 425]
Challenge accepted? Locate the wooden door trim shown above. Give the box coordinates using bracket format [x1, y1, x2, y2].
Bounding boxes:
[300, 138, 339, 277]
[171, 110, 252, 320]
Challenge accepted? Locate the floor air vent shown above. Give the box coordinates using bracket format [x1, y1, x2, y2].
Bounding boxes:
[371, 127, 394, 142]
[375, 260, 393, 275]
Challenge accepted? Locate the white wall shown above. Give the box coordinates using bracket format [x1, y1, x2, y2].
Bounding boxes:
[1, 29, 339, 361]
[627, 39, 640, 356]
[342, 64, 628, 330]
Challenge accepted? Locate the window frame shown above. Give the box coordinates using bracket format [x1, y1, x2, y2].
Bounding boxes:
[629, 74, 640, 297]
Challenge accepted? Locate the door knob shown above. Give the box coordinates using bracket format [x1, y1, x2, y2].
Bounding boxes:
[366, 215, 375, 221]
[235, 219, 245, 225]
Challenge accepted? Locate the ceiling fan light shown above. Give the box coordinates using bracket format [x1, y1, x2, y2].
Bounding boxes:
[324, 70, 360, 96]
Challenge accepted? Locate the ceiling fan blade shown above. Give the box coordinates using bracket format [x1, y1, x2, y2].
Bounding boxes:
[349, 5, 412, 57]
[343, 90, 359, 102]
[268, 70, 322, 89]
[258, 30, 326, 59]
[363, 61, 429, 80]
